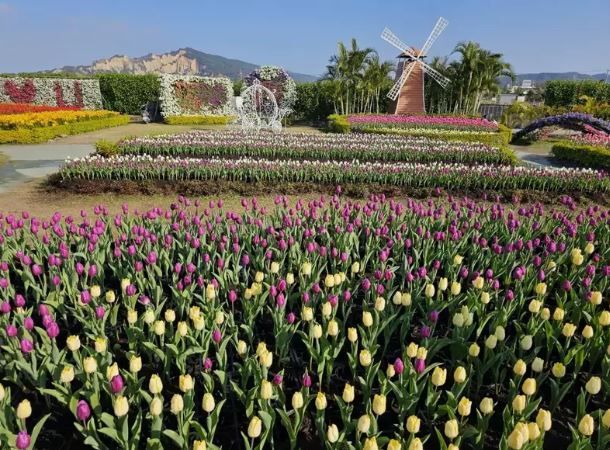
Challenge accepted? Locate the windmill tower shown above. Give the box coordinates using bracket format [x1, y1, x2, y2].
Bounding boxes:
[382, 17, 451, 115]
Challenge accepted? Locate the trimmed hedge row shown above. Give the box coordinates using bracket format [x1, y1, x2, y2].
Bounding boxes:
[98, 74, 161, 115]
[551, 141, 610, 170]
[0, 115, 130, 144]
[164, 115, 235, 125]
[327, 114, 512, 146]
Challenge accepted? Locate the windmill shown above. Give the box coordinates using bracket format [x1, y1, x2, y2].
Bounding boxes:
[381, 17, 451, 115]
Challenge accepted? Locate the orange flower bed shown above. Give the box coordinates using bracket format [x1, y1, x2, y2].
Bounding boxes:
[0, 103, 81, 115]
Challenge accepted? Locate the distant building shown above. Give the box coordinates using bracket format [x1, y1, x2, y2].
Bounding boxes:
[520, 79, 534, 89]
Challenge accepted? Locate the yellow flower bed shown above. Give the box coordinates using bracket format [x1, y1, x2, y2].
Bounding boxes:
[0, 110, 120, 130]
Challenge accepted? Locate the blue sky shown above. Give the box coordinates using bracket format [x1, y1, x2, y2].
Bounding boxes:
[0, 0, 608, 76]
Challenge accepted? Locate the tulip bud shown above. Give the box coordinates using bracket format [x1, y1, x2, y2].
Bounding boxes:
[553, 308, 564, 321]
[15, 431, 30, 450]
[83, 357, 97, 374]
[327, 423, 339, 443]
[578, 414, 595, 436]
[359, 349, 372, 367]
[66, 335, 81, 352]
[512, 395, 526, 413]
[438, 278, 448, 291]
[129, 355, 142, 373]
[292, 392, 304, 409]
[453, 366, 466, 384]
[193, 440, 207, 450]
[342, 383, 355, 403]
[444, 419, 459, 439]
[315, 392, 327, 410]
[527, 422, 540, 440]
[406, 415, 421, 433]
[113, 396, 129, 417]
[247, 416, 262, 438]
[106, 362, 119, 381]
[469, 343, 480, 357]
[536, 409, 552, 431]
[260, 380, 273, 400]
[302, 307, 313, 321]
[416, 346, 427, 360]
[585, 376, 601, 395]
[363, 437, 378, 450]
[531, 357, 544, 373]
[406, 342, 418, 358]
[392, 292, 402, 305]
[513, 359, 526, 376]
[149, 374, 163, 394]
[150, 396, 163, 416]
[327, 319, 339, 337]
[479, 397, 494, 415]
[601, 409, 610, 428]
[494, 326, 505, 341]
[528, 300, 542, 314]
[202, 393, 215, 413]
[16, 399, 32, 419]
[170, 394, 184, 415]
[458, 397, 472, 416]
[450, 281, 462, 295]
[387, 439, 401, 450]
[590, 291, 602, 305]
[485, 335, 497, 349]
[551, 363, 565, 378]
[408, 438, 423, 450]
[76, 400, 91, 422]
[179, 374, 194, 393]
[431, 367, 447, 387]
[401, 292, 412, 306]
[312, 324, 323, 339]
[522, 378, 536, 396]
[347, 327, 358, 343]
[372, 394, 386, 415]
[362, 311, 373, 327]
[94, 337, 107, 353]
[507, 429, 523, 449]
[60, 365, 75, 383]
[425, 284, 435, 298]
[127, 309, 138, 324]
[357, 414, 371, 433]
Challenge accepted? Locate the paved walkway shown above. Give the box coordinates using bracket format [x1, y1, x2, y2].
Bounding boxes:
[0, 144, 93, 193]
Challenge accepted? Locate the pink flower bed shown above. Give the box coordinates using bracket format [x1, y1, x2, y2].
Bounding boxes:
[347, 114, 498, 131]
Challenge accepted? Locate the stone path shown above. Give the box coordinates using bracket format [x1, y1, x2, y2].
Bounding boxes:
[0, 144, 93, 193]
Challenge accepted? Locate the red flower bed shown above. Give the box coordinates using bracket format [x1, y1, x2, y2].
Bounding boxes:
[0, 103, 81, 115]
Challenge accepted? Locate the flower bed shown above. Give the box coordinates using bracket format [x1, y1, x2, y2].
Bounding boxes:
[0, 103, 81, 115]
[57, 155, 610, 193]
[159, 75, 233, 119]
[347, 114, 499, 132]
[0, 196, 609, 448]
[0, 110, 120, 130]
[0, 77, 102, 110]
[118, 131, 517, 166]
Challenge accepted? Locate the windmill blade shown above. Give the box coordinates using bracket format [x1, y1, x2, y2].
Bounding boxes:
[419, 17, 448, 57]
[387, 61, 416, 101]
[381, 27, 418, 60]
[420, 60, 451, 89]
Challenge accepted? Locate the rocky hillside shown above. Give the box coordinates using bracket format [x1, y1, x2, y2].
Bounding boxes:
[54, 48, 317, 82]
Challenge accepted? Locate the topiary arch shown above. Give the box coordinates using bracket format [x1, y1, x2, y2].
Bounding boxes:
[512, 113, 610, 142]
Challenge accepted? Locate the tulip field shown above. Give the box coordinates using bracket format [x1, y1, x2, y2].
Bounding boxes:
[346, 115, 499, 132]
[1, 193, 610, 449]
[53, 131, 610, 197]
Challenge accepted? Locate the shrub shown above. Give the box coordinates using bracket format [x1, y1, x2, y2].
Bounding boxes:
[95, 139, 121, 157]
[545, 80, 610, 108]
[164, 115, 235, 125]
[551, 141, 610, 170]
[327, 114, 350, 133]
[293, 82, 334, 122]
[98, 74, 161, 115]
[0, 115, 130, 144]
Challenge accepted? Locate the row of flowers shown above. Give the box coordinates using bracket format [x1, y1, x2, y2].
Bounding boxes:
[0, 78, 103, 110]
[117, 131, 515, 166]
[0, 195, 609, 448]
[0, 110, 121, 130]
[572, 133, 610, 149]
[346, 115, 499, 132]
[58, 154, 610, 193]
[0, 103, 82, 115]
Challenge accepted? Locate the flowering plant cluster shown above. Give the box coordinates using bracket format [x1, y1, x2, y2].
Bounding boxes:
[0, 110, 121, 130]
[0, 78, 102, 110]
[159, 75, 233, 118]
[58, 154, 610, 193]
[513, 113, 610, 141]
[118, 131, 516, 166]
[244, 66, 296, 111]
[572, 133, 610, 149]
[347, 115, 498, 132]
[0, 103, 81, 115]
[0, 194, 610, 449]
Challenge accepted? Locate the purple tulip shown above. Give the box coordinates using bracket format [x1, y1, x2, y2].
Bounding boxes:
[414, 358, 426, 374]
[76, 400, 91, 422]
[286, 312, 296, 324]
[80, 290, 91, 304]
[95, 306, 105, 320]
[212, 329, 222, 344]
[273, 373, 283, 385]
[15, 431, 31, 449]
[420, 326, 431, 338]
[562, 280, 572, 292]
[429, 310, 439, 323]
[20, 339, 34, 353]
[6, 324, 17, 337]
[0, 301, 10, 314]
[302, 372, 312, 388]
[394, 357, 405, 375]
[46, 322, 60, 339]
[110, 375, 124, 394]
[228, 290, 237, 303]
[203, 357, 213, 371]
[23, 317, 34, 331]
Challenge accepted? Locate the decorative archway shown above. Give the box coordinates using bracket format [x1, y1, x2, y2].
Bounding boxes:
[513, 113, 610, 142]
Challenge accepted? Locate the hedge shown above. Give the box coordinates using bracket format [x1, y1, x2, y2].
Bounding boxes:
[551, 141, 610, 170]
[326, 114, 350, 133]
[98, 74, 161, 115]
[545, 80, 610, 108]
[164, 115, 235, 125]
[0, 115, 130, 144]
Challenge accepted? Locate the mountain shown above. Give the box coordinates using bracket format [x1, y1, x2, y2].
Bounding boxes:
[52, 47, 318, 82]
[501, 72, 608, 87]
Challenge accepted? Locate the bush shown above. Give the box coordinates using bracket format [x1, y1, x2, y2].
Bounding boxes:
[293, 82, 334, 122]
[98, 74, 161, 115]
[545, 80, 610, 108]
[164, 115, 235, 125]
[0, 115, 130, 144]
[95, 139, 121, 157]
[551, 141, 610, 170]
[326, 114, 350, 133]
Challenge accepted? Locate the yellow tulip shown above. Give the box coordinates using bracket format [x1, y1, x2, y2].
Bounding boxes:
[535, 409, 552, 431]
[431, 367, 447, 387]
[585, 376, 601, 395]
[512, 395, 526, 413]
[292, 392, 304, 409]
[372, 394, 386, 415]
[531, 357, 544, 373]
[479, 397, 494, 415]
[551, 363, 566, 378]
[150, 396, 163, 416]
[540, 308, 551, 320]
[454, 366, 467, 384]
[406, 415, 421, 433]
[255, 272, 264, 283]
[374, 297, 386, 312]
[359, 349, 372, 367]
[247, 416, 262, 438]
[582, 325, 594, 339]
[562, 323, 576, 337]
[127, 309, 138, 324]
[66, 335, 81, 352]
[302, 307, 314, 321]
[425, 284, 435, 298]
[599, 310, 610, 326]
[321, 302, 332, 317]
[193, 440, 207, 450]
[113, 396, 129, 417]
[590, 291, 602, 305]
[406, 342, 418, 358]
[392, 291, 402, 305]
[149, 374, 163, 394]
[602, 409, 610, 428]
[363, 437, 378, 450]
[362, 311, 374, 327]
[286, 273, 294, 285]
[83, 357, 97, 374]
[515, 422, 529, 443]
[485, 335, 497, 349]
[481, 292, 490, 304]
[528, 299, 542, 313]
[408, 438, 423, 450]
[453, 255, 463, 265]
[416, 346, 427, 360]
[164, 309, 176, 322]
[106, 362, 119, 381]
[469, 343, 480, 357]
[179, 374, 194, 393]
[94, 337, 107, 353]
[387, 439, 401, 450]
[438, 277, 448, 291]
[522, 378, 536, 396]
[351, 261, 360, 274]
[312, 324, 323, 339]
[357, 414, 371, 433]
[494, 326, 506, 341]
[176, 321, 188, 337]
[553, 308, 565, 321]
[105, 290, 116, 303]
[458, 397, 472, 416]
[507, 429, 524, 449]
[90, 285, 101, 298]
[301, 262, 312, 276]
[401, 293, 412, 306]
[444, 419, 459, 439]
[327, 423, 339, 443]
[16, 399, 32, 419]
[342, 383, 355, 403]
[60, 365, 75, 383]
[237, 340, 248, 356]
[520, 335, 533, 350]
[347, 327, 358, 343]
[534, 282, 547, 296]
[170, 394, 184, 415]
[450, 281, 461, 295]
[202, 393, 215, 413]
[527, 422, 540, 440]
[578, 414, 595, 436]
[324, 274, 335, 288]
[315, 392, 327, 410]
